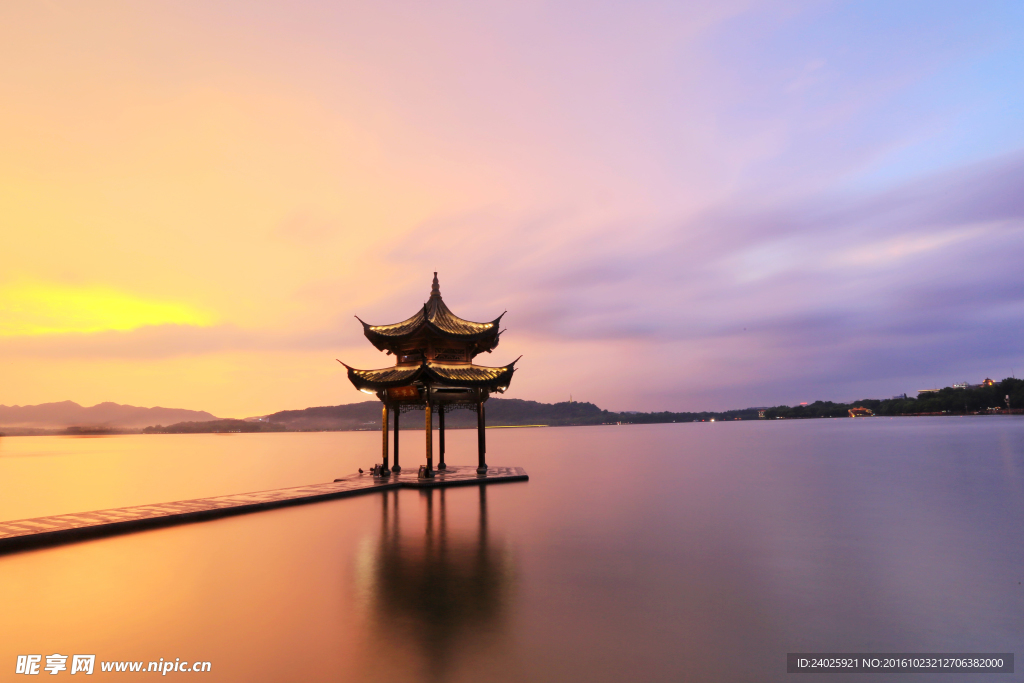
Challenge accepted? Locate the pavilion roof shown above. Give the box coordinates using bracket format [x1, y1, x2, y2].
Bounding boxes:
[340, 358, 519, 393]
[357, 274, 503, 353]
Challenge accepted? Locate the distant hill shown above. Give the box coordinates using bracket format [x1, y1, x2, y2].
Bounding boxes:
[144, 398, 759, 433]
[142, 419, 287, 434]
[763, 376, 1024, 418]
[252, 398, 617, 431]
[0, 401, 219, 430]
[11, 379, 1023, 438]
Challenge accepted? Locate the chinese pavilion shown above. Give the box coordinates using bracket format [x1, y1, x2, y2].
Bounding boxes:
[339, 274, 519, 478]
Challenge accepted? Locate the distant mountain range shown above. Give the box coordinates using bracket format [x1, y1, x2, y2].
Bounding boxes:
[0, 401, 219, 431]
[7, 380, 1021, 437]
[143, 398, 761, 433]
[0, 398, 762, 436]
[255, 399, 630, 431]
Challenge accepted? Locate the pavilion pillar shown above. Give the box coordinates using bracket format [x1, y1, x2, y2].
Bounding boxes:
[422, 401, 434, 477]
[438, 406, 447, 470]
[392, 408, 401, 473]
[476, 400, 487, 474]
[380, 403, 390, 476]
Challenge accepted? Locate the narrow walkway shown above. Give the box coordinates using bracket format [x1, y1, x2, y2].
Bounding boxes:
[0, 466, 527, 554]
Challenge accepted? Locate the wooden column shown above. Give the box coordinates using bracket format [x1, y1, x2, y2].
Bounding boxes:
[476, 400, 487, 474]
[438, 406, 447, 470]
[392, 408, 401, 472]
[423, 401, 434, 476]
[380, 403, 390, 476]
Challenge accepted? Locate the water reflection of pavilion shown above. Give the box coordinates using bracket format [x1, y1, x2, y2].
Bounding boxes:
[357, 486, 512, 680]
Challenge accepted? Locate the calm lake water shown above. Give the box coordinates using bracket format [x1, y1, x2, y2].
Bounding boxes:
[1, 418, 1022, 682]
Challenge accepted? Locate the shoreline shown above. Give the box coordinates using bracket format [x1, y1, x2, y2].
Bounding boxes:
[3, 411, 1024, 438]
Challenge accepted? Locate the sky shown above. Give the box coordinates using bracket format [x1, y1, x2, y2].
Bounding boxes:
[1, 0, 1022, 416]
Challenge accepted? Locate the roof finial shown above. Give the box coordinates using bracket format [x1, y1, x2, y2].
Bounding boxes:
[430, 272, 441, 299]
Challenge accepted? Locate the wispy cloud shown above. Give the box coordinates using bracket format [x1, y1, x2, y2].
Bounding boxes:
[0, 283, 215, 337]
[0, 322, 363, 359]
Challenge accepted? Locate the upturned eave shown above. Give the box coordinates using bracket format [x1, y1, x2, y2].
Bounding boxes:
[339, 358, 519, 394]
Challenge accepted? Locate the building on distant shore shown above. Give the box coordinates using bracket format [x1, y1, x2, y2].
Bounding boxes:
[920, 377, 998, 396]
[848, 407, 873, 418]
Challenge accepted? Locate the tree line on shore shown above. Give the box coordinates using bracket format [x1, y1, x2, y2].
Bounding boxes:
[121, 379, 1024, 433]
[763, 377, 1024, 419]
[142, 419, 289, 434]
[138, 398, 764, 433]
[7, 380, 1022, 436]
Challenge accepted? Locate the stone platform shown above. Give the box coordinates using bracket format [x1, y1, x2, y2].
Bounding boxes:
[0, 466, 527, 554]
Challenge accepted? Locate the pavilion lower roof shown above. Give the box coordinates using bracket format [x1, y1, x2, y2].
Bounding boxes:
[342, 360, 518, 392]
